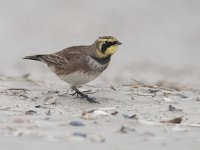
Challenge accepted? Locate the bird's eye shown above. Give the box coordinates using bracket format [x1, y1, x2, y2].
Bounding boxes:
[101, 43, 107, 53]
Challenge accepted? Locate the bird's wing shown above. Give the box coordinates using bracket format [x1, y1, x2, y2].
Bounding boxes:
[41, 53, 71, 69]
[41, 50, 92, 75]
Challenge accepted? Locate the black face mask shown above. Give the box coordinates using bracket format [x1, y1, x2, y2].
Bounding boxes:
[101, 41, 118, 53]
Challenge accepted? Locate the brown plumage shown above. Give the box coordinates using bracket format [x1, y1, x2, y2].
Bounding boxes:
[24, 36, 122, 103]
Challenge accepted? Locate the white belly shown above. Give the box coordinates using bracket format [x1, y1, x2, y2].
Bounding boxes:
[59, 71, 100, 86]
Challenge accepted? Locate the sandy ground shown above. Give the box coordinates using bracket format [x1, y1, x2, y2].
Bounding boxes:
[0, 77, 200, 150]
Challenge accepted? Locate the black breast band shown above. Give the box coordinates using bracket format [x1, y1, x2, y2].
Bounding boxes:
[91, 55, 111, 65]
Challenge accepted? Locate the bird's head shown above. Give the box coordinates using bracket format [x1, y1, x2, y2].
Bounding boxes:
[95, 36, 122, 58]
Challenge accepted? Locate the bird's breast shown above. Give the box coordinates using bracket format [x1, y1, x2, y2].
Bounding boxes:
[59, 71, 100, 86]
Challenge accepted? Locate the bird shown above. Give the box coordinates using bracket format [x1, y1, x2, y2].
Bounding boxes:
[23, 36, 122, 103]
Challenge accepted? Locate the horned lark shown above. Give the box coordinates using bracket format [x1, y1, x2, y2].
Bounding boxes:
[24, 36, 122, 103]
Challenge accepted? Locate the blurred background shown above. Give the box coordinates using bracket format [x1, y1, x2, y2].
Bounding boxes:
[0, 0, 200, 87]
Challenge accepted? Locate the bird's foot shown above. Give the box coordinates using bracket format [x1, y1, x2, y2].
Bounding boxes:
[71, 88, 100, 104]
[70, 91, 79, 97]
[85, 96, 100, 104]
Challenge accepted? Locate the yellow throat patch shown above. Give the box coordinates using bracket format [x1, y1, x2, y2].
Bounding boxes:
[96, 45, 118, 58]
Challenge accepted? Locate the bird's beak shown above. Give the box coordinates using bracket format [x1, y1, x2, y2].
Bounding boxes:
[117, 41, 122, 45]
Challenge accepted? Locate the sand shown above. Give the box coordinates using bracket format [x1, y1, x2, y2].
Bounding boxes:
[0, 77, 200, 150]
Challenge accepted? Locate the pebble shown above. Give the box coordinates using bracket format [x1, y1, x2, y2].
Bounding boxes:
[73, 132, 87, 138]
[168, 105, 182, 112]
[119, 126, 136, 134]
[161, 117, 182, 124]
[122, 114, 138, 120]
[70, 121, 85, 127]
[25, 110, 37, 115]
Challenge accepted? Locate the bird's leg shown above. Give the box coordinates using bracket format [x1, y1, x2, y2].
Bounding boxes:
[69, 87, 80, 98]
[71, 86, 100, 103]
[70, 91, 79, 97]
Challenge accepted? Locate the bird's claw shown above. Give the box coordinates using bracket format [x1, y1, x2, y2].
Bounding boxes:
[86, 97, 100, 104]
[70, 89, 100, 104]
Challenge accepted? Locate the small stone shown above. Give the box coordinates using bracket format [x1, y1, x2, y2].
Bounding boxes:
[119, 126, 136, 134]
[178, 94, 188, 99]
[169, 105, 182, 112]
[196, 97, 200, 101]
[70, 121, 85, 127]
[73, 132, 87, 138]
[122, 114, 138, 120]
[149, 89, 160, 93]
[25, 110, 37, 115]
[111, 111, 118, 115]
[161, 117, 182, 124]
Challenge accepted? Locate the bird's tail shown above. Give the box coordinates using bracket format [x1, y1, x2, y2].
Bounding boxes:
[23, 55, 45, 61]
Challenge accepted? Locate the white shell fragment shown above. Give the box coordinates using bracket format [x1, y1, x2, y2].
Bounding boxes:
[82, 110, 109, 119]
[82, 107, 118, 119]
[163, 97, 173, 102]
